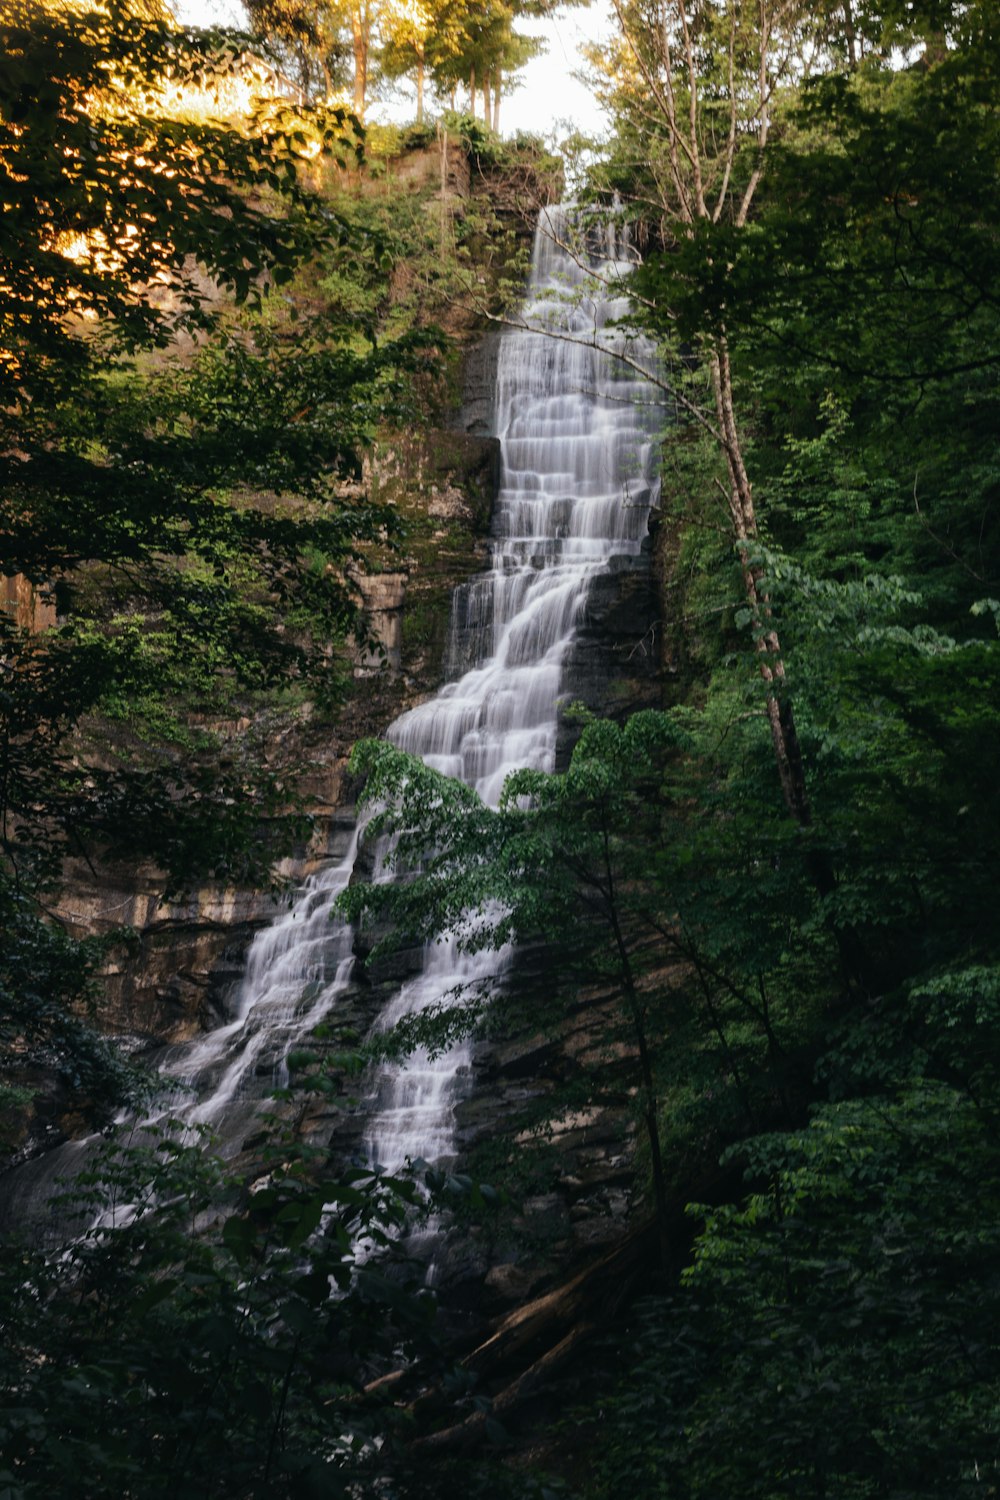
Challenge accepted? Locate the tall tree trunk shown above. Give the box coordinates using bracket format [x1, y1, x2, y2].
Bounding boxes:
[492, 67, 501, 130]
[922, 28, 948, 64]
[608, 0, 812, 829]
[416, 49, 424, 123]
[843, 1, 858, 67]
[709, 338, 876, 993]
[438, 122, 448, 254]
[603, 829, 671, 1271]
[469, 64, 476, 116]
[482, 76, 490, 127]
[601, 0, 872, 994]
[350, 3, 367, 117]
[708, 343, 811, 828]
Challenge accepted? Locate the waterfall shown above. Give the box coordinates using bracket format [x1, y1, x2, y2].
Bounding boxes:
[359, 204, 661, 1173]
[1, 204, 661, 1235]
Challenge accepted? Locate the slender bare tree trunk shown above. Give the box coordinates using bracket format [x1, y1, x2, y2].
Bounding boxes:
[708, 344, 812, 826]
[469, 64, 476, 116]
[416, 48, 425, 122]
[350, 2, 367, 116]
[518, 0, 869, 991]
[438, 123, 449, 254]
[609, 0, 809, 827]
[843, 1, 859, 67]
[492, 67, 501, 130]
[603, 828, 671, 1269]
[482, 76, 491, 127]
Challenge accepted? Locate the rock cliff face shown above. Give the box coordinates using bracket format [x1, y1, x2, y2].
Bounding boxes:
[556, 542, 662, 765]
[47, 425, 501, 1077]
[458, 329, 502, 439]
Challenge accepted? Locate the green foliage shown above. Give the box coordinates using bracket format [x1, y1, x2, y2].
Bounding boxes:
[337, 14, 1000, 1491]
[0, 2, 438, 1122]
[423, 0, 544, 112]
[727, 49, 1000, 388]
[586, 1057, 1000, 1499]
[0, 1115, 441, 1498]
[340, 710, 825, 1226]
[5, 3, 1000, 1495]
[528, 6, 1000, 1495]
[0, 0, 363, 403]
[441, 109, 508, 166]
[244, 0, 355, 103]
[440, 109, 561, 189]
[0, 885, 148, 1127]
[315, 184, 460, 340]
[0, 300, 425, 901]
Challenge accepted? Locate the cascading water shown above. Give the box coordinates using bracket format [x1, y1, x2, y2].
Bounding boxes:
[358, 205, 662, 1176]
[1, 205, 661, 1237]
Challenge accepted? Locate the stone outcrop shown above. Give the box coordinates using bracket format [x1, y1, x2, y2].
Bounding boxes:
[1, 573, 57, 633]
[556, 534, 662, 769]
[458, 330, 503, 438]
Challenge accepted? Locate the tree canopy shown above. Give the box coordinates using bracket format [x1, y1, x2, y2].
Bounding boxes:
[0, 0, 429, 1117]
[244, 0, 567, 126]
[335, 4, 1000, 1492]
[4, 0, 1000, 1494]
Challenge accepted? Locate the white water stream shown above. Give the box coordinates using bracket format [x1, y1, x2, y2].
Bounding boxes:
[147, 204, 660, 1170]
[2, 205, 661, 1232]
